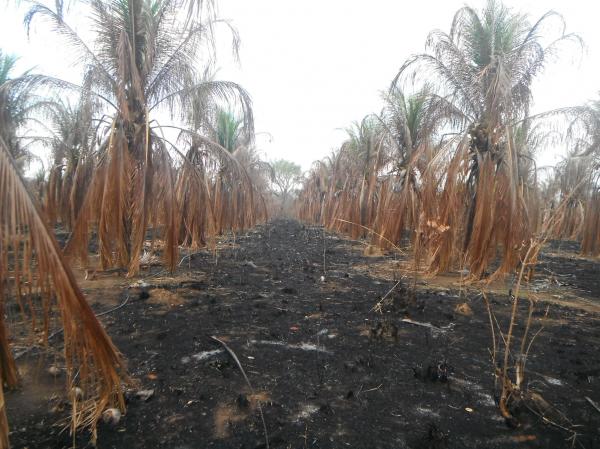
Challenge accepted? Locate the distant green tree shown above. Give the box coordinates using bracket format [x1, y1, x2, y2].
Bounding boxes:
[271, 159, 302, 212]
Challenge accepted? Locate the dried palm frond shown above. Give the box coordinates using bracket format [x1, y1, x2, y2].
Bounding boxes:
[0, 133, 126, 447]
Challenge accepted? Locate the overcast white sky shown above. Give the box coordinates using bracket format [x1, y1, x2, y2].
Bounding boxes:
[1, 0, 599, 170]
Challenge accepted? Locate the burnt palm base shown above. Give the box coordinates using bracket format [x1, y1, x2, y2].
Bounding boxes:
[8, 220, 600, 449]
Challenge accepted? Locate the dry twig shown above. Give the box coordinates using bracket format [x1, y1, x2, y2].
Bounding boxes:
[211, 336, 269, 449]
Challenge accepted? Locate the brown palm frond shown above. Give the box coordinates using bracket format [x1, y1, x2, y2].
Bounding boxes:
[0, 133, 126, 446]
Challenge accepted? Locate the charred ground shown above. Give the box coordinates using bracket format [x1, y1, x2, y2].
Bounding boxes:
[7, 219, 600, 449]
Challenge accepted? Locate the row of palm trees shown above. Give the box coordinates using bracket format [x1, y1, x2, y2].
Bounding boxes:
[0, 0, 272, 445]
[22, 0, 271, 275]
[3, 0, 272, 272]
[297, 0, 600, 279]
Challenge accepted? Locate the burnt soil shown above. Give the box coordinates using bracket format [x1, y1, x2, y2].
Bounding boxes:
[6, 219, 600, 449]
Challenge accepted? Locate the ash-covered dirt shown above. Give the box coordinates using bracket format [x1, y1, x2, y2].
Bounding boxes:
[7, 219, 600, 449]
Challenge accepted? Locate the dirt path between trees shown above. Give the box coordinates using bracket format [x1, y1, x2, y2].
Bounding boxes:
[7, 219, 600, 449]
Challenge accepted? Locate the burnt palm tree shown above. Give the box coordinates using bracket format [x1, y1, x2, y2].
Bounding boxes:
[341, 116, 385, 233]
[25, 97, 98, 227]
[381, 86, 432, 168]
[0, 18, 126, 449]
[0, 49, 37, 170]
[175, 90, 256, 244]
[395, 0, 580, 277]
[26, 0, 253, 275]
[565, 96, 600, 255]
[371, 86, 435, 248]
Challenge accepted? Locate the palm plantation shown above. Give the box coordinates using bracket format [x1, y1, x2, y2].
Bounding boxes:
[1, 0, 600, 447]
[1, 0, 265, 444]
